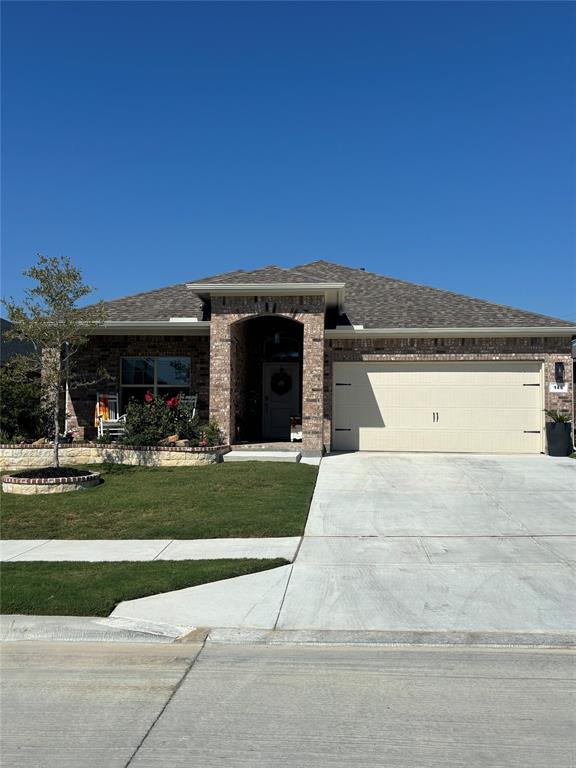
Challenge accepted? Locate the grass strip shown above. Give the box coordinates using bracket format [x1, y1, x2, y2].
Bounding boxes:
[0, 558, 288, 616]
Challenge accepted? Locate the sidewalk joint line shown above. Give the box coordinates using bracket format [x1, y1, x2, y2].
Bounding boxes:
[152, 540, 175, 561]
[272, 534, 305, 628]
[273, 562, 296, 630]
[5, 539, 53, 561]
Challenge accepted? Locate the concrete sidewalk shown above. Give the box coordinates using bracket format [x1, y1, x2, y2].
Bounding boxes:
[0, 538, 301, 562]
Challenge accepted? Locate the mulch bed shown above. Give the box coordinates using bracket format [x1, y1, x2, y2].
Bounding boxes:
[10, 467, 95, 480]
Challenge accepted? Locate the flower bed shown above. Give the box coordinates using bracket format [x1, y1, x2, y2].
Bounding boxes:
[0, 443, 231, 473]
[3, 468, 101, 495]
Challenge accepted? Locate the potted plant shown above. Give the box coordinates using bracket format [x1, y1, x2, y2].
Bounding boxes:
[545, 410, 573, 457]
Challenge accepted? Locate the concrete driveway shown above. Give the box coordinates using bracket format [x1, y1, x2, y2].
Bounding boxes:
[113, 453, 576, 636]
[276, 453, 576, 632]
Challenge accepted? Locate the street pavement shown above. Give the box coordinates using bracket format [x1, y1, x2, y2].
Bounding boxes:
[1, 639, 574, 767]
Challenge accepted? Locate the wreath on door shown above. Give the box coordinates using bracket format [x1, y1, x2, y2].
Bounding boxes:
[271, 370, 293, 396]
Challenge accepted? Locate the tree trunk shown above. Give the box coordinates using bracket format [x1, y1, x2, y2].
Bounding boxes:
[52, 386, 60, 469]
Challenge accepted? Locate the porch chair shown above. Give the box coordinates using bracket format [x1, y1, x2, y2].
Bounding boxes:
[96, 392, 127, 441]
[180, 393, 198, 418]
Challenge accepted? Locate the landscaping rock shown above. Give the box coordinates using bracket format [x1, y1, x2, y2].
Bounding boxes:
[175, 439, 190, 447]
[158, 434, 179, 446]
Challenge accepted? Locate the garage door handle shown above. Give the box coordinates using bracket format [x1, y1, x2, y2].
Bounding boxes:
[433, 412, 439, 422]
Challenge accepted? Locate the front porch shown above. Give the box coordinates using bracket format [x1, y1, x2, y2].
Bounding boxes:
[208, 295, 326, 455]
[65, 295, 327, 454]
[66, 334, 210, 440]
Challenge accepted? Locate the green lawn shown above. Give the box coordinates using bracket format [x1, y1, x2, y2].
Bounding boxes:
[0, 462, 318, 539]
[0, 558, 288, 616]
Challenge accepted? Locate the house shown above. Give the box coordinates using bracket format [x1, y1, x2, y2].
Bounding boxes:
[69, 261, 575, 455]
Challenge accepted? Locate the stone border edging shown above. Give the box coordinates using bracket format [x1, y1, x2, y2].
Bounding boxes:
[2, 471, 101, 494]
[0, 443, 231, 471]
[0, 443, 230, 454]
[3, 471, 99, 486]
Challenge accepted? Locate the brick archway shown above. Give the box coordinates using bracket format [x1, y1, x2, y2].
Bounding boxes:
[209, 295, 325, 454]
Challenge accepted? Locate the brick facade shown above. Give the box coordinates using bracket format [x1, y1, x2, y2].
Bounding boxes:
[209, 295, 325, 453]
[67, 335, 210, 438]
[323, 335, 573, 450]
[64, 327, 572, 455]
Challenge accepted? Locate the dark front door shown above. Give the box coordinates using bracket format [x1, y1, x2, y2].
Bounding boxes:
[262, 362, 300, 440]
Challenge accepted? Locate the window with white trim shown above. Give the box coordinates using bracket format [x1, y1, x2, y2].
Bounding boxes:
[120, 357, 192, 407]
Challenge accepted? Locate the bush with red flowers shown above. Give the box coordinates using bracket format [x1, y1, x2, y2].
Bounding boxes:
[122, 393, 222, 447]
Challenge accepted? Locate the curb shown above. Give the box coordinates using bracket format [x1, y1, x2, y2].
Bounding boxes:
[2, 615, 575, 649]
[0, 615, 194, 643]
[206, 627, 576, 650]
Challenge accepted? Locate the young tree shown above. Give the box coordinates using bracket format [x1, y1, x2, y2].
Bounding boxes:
[2, 255, 106, 468]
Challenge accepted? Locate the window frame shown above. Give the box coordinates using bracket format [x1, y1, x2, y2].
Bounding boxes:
[120, 356, 192, 404]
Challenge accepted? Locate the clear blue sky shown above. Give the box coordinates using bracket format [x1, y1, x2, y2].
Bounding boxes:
[2, 1, 575, 320]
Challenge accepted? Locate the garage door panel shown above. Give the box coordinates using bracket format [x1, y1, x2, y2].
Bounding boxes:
[335, 405, 541, 431]
[357, 428, 542, 454]
[429, 407, 542, 431]
[336, 361, 541, 380]
[336, 384, 541, 410]
[332, 362, 543, 454]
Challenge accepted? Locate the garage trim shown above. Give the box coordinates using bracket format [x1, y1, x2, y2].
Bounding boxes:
[331, 360, 545, 454]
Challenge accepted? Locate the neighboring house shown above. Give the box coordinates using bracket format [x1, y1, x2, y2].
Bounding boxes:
[69, 261, 575, 455]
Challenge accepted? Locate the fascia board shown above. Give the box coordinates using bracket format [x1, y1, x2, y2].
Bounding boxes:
[326, 326, 576, 339]
[88, 321, 211, 335]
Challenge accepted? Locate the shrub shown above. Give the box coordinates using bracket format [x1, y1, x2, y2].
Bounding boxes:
[197, 420, 224, 447]
[545, 410, 572, 424]
[123, 393, 200, 446]
[0, 365, 50, 441]
[0, 430, 27, 445]
[95, 430, 111, 445]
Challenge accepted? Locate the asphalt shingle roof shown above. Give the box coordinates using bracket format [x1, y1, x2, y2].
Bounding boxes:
[193, 265, 318, 285]
[96, 261, 573, 329]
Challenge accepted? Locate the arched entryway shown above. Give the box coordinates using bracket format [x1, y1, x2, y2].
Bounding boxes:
[231, 315, 303, 443]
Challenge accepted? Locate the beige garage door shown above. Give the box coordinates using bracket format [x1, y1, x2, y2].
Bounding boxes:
[332, 361, 543, 453]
